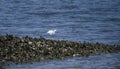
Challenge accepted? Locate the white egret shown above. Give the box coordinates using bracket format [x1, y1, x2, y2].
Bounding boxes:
[47, 29, 56, 35]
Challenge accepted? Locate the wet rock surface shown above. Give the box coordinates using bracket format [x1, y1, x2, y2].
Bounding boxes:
[0, 60, 5, 69]
[0, 34, 120, 64]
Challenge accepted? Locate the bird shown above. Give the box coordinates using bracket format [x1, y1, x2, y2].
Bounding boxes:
[47, 29, 56, 35]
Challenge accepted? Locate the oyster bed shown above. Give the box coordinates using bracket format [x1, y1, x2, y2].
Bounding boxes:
[0, 35, 120, 64]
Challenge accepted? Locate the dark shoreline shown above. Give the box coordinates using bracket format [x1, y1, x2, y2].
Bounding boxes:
[0, 34, 120, 64]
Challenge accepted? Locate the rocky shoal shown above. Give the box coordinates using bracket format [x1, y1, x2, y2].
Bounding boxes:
[0, 34, 120, 63]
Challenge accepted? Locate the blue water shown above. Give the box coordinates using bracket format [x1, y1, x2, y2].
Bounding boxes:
[0, 0, 120, 69]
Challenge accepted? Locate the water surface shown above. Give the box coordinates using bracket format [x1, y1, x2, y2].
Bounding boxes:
[0, 0, 120, 69]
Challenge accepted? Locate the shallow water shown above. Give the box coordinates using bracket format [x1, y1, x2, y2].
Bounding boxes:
[6, 52, 120, 69]
[0, 0, 120, 69]
[0, 0, 120, 44]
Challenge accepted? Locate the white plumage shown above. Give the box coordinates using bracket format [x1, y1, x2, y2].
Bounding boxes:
[47, 29, 56, 35]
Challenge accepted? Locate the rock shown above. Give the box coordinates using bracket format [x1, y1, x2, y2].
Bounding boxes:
[0, 60, 5, 69]
[28, 42, 32, 44]
[0, 34, 120, 63]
